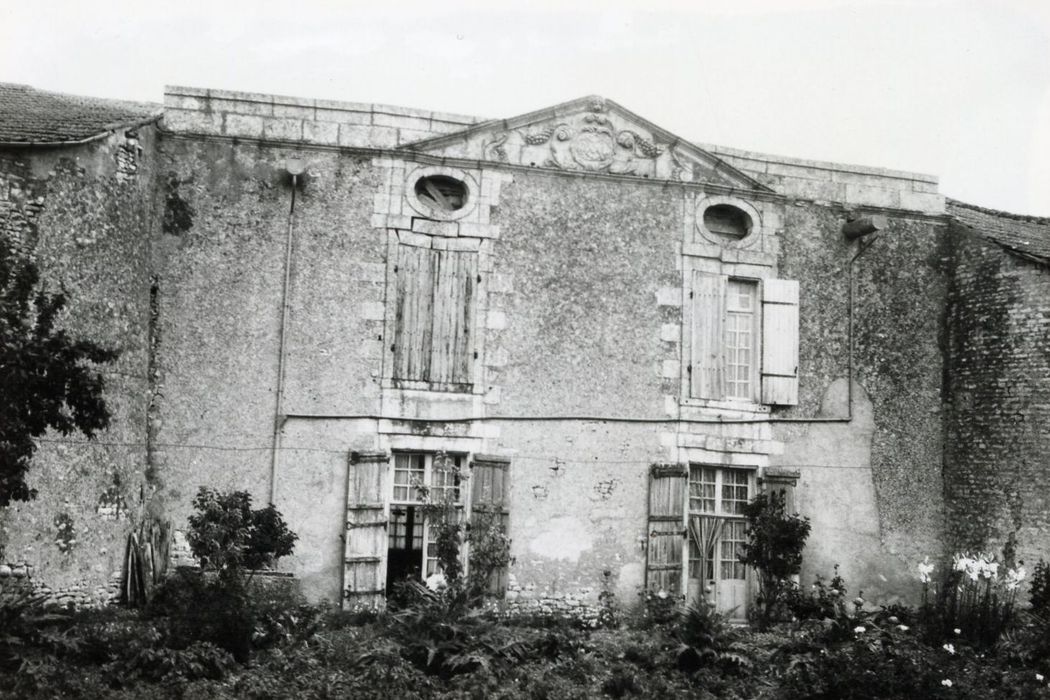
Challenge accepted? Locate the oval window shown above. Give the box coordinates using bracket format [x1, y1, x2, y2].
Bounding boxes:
[415, 175, 468, 212]
[703, 204, 752, 241]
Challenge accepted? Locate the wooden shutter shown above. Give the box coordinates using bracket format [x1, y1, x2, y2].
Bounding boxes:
[646, 463, 688, 594]
[691, 271, 727, 400]
[761, 468, 801, 515]
[470, 455, 510, 595]
[430, 251, 477, 386]
[343, 452, 389, 609]
[761, 279, 800, 405]
[392, 245, 435, 382]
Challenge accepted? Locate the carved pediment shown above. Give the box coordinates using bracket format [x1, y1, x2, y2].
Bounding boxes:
[403, 96, 770, 190]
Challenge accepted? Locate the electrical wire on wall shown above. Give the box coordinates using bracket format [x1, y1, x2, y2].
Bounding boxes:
[34, 436, 874, 470]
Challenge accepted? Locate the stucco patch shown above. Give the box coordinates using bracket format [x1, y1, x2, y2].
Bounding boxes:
[528, 516, 594, 562]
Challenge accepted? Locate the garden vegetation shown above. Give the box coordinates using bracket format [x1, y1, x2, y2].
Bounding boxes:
[3, 487, 1050, 698]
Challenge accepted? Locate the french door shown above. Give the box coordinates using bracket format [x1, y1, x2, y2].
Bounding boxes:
[386, 452, 463, 589]
[687, 465, 752, 621]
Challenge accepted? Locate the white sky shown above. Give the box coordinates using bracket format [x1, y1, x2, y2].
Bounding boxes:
[2, 0, 1048, 215]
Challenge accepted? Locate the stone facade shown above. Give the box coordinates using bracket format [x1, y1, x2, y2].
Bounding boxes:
[1, 84, 1047, 615]
[0, 126, 156, 602]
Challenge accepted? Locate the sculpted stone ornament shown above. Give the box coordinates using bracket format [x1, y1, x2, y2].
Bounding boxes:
[412, 95, 766, 189]
[478, 99, 685, 179]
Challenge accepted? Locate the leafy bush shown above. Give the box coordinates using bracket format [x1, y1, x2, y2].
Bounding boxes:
[630, 589, 680, 629]
[186, 487, 298, 577]
[147, 489, 299, 663]
[739, 490, 811, 628]
[786, 566, 850, 621]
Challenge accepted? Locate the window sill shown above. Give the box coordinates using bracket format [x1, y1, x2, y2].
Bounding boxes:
[387, 378, 476, 394]
[679, 398, 770, 414]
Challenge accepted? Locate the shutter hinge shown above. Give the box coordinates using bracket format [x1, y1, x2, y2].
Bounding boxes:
[687, 364, 692, 373]
[473, 351, 478, 359]
[394, 265, 398, 273]
[689, 291, 694, 299]
[391, 344, 396, 352]
[477, 274, 482, 283]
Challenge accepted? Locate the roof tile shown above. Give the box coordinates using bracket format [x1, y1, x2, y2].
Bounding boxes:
[0, 83, 161, 145]
[948, 199, 1050, 265]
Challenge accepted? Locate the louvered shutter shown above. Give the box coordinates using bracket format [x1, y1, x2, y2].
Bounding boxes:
[470, 455, 510, 595]
[691, 271, 726, 400]
[761, 279, 800, 405]
[343, 452, 389, 609]
[392, 244, 435, 382]
[646, 463, 687, 594]
[430, 251, 477, 386]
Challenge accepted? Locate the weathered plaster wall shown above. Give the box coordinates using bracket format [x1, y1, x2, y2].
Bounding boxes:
[477, 173, 680, 603]
[944, 216, 1050, 568]
[151, 137, 385, 531]
[492, 172, 683, 418]
[0, 127, 156, 603]
[774, 203, 949, 598]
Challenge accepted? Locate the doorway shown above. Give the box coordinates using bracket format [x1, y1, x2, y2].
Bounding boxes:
[686, 465, 752, 622]
[385, 452, 463, 592]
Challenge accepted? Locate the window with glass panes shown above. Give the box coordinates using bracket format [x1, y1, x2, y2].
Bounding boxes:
[725, 279, 758, 401]
[688, 466, 751, 580]
[389, 453, 463, 577]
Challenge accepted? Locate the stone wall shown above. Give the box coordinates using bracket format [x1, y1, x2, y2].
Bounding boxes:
[163, 86, 483, 148]
[0, 126, 157, 599]
[944, 206, 1050, 568]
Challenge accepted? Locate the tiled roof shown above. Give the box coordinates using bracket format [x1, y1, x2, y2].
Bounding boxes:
[0, 83, 161, 145]
[949, 199, 1050, 265]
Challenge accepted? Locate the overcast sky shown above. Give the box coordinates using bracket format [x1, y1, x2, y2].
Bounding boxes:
[2, 0, 1048, 215]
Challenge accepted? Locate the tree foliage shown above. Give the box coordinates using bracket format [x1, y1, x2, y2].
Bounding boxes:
[0, 239, 118, 506]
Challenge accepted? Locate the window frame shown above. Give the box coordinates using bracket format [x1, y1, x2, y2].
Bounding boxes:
[388, 452, 466, 578]
[682, 268, 768, 409]
[723, 278, 760, 403]
[685, 465, 755, 584]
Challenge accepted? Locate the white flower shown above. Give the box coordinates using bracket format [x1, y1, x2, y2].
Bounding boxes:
[1006, 566, 1027, 591]
[953, 628, 961, 635]
[918, 556, 935, 584]
[941, 679, 953, 688]
[1037, 673, 1045, 682]
[853, 626, 866, 634]
[424, 572, 447, 591]
[656, 589, 669, 599]
[898, 624, 910, 631]
[943, 643, 955, 655]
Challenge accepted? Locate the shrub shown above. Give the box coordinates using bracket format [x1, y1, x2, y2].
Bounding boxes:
[629, 589, 681, 629]
[786, 566, 850, 622]
[739, 490, 811, 628]
[186, 487, 298, 578]
[154, 488, 299, 662]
